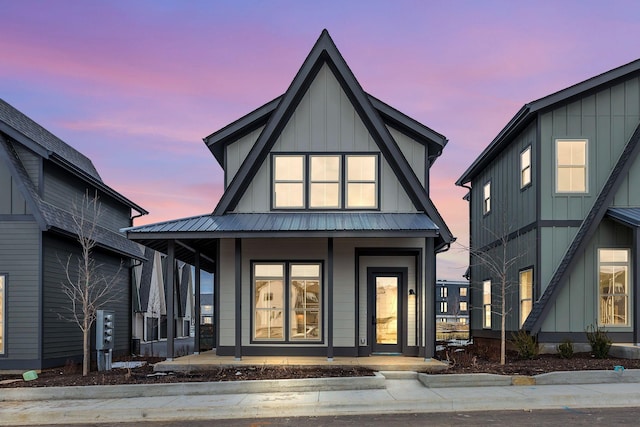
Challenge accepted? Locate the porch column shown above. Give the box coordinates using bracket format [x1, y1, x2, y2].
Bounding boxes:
[635, 228, 640, 346]
[194, 251, 201, 355]
[234, 238, 242, 361]
[424, 238, 435, 360]
[327, 238, 334, 361]
[166, 240, 175, 361]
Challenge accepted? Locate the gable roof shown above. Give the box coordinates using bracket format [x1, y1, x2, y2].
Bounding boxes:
[0, 98, 147, 215]
[457, 58, 640, 186]
[207, 30, 452, 245]
[523, 120, 640, 333]
[0, 133, 144, 260]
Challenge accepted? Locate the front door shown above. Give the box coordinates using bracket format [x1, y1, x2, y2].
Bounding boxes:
[370, 271, 403, 353]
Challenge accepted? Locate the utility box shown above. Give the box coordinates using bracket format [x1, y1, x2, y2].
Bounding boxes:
[96, 309, 114, 371]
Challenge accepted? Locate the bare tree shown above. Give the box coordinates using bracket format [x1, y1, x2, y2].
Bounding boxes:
[462, 209, 529, 365]
[59, 191, 123, 376]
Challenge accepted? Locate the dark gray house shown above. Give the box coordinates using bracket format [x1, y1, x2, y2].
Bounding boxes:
[435, 280, 469, 325]
[126, 30, 453, 360]
[0, 99, 146, 371]
[457, 59, 640, 346]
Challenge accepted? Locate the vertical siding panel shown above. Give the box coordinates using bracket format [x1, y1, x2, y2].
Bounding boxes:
[326, 67, 341, 151]
[295, 92, 311, 152]
[0, 161, 11, 214]
[309, 65, 327, 151]
[340, 89, 355, 151]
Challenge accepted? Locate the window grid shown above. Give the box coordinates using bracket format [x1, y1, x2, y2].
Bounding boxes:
[483, 280, 491, 329]
[460, 301, 468, 312]
[521, 146, 531, 188]
[556, 139, 587, 193]
[459, 287, 467, 297]
[309, 155, 341, 208]
[483, 181, 491, 214]
[598, 249, 629, 327]
[440, 301, 448, 313]
[346, 155, 378, 209]
[273, 155, 305, 208]
[519, 269, 533, 327]
[440, 287, 447, 298]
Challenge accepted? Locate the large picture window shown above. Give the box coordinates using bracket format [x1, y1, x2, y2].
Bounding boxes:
[599, 249, 629, 326]
[483, 280, 491, 329]
[272, 153, 378, 210]
[0, 275, 4, 354]
[556, 139, 587, 193]
[519, 269, 533, 327]
[253, 262, 321, 342]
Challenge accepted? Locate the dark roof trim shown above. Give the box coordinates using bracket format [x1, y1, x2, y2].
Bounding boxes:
[524, 121, 640, 333]
[209, 30, 453, 244]
[0, 122, 49, 158]
[606, 207, 640, 227]
[129, 230, 439, 240]
[457, 58, 640, 186]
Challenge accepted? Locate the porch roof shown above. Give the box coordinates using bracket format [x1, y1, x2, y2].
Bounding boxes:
[607, 207, 640, 227]
[124, 212, 439, 272]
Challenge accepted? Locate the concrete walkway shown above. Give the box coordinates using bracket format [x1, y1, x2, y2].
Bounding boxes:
[3, 372, 640, 425]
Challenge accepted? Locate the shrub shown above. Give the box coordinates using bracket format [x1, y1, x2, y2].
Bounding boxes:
[511, 330, 538, 360]
[585, 324, 612, 359]
[557, 339, 574, 359]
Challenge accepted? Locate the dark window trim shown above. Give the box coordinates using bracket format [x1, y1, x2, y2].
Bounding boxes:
[518, 266, 534, 327]
[520, 144, 532, 191]
[250, 260, 325, 344]
[270, 152, 380, 211]
[482, 278, 492, 329]
[555, 138, 589, 194]
[482, 179, 491, 216]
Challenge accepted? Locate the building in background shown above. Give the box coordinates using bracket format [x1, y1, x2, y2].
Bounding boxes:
[0, 99, 146, 371]
[435, 280, 469, 340]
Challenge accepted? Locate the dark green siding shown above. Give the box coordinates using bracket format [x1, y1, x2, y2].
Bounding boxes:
[0, 152, 28, 215]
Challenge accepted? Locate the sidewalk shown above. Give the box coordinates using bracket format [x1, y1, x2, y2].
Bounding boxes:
[3, 372, 640, 425]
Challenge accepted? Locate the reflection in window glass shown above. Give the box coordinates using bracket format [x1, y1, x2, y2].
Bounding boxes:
[254, 264, 285, 340]
[483, 182, 491, 214]
[310, 156, 341, 208]
[346, 155, 377, 208]
[459, 287, 468, 297]
[483, 280, 491, 329]
[599, 249, 629, 326]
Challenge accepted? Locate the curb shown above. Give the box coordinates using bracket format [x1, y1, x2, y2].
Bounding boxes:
[418, 369, 640, 388]
[0, 372, 386, 402]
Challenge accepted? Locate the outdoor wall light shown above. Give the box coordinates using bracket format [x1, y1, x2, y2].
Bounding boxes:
[408, 289, 415, 296]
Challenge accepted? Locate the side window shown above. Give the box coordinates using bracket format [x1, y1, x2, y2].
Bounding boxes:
[556, 139, 587, 193]
[483, 280, 491, 329]
[520, 146, 531, 188]
[483, 181, 491, 215]
[519, 269, 533, 327]
[598, 249, 629, 326]
[273, 155, 305, 208]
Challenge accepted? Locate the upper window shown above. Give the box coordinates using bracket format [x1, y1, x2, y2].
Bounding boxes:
[483, 181, 491, 215]
[598, 249, 629, 327]
[556, 139, 587, 193]
[253, 262, 321, 342]
[272, 154, 378, 210]
[440, 287, 447, 298]
[483, 280, 491, 329]
[459, 301, 468, 312]
[0, 275, 4, 354]
[273, 155, 305, 208]
[440, 301, 448, 313]
[520, 146, 531, 188]
[459, 287, 468, 297]
[519, 269, 533, 327]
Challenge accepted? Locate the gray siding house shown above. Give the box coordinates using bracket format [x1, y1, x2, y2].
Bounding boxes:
[126, 30, 453, 359]
[457, 59, 640, 345]
[0, 99, 146, 371]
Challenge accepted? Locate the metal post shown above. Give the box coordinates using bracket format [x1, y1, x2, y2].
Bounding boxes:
[167, 240, 175, 361]
[194, 252, 201, 355]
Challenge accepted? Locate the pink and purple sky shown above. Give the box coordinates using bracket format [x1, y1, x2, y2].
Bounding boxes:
[1, 1, 639, 279]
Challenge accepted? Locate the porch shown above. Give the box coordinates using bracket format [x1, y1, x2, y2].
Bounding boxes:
[153, 350, 449, 372]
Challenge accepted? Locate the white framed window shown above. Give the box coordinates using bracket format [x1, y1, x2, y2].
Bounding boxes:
[273, 155, 305, 208]
[483, 181, 491, 214]
[310, 155, 341, 208]
[346, 155, 377, 208]
[556, 139, 587, 193]
[483, 280, 491, 329]
[519, 269, 533, 327]
[459, 287, 468, 297]
[253, 262, 322, 342]
[521, 145, 531, 188]
[0, 275, 4, 354]
[460, 301, 468, 312]
[440, 301, 448, 313]
[598, 249, 629, 326]
[440, 287, 447, 298]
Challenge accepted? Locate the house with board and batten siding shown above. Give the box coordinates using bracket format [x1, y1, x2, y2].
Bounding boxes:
[0, 99, 146, 371]
[457, 59, 640, 348]
[125, 30, 454, 360]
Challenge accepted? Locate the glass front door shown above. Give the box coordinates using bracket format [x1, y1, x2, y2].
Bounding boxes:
[372, 273, 402, 353]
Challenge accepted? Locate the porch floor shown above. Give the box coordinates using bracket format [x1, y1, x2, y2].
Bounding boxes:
[153, 350, 449, 373]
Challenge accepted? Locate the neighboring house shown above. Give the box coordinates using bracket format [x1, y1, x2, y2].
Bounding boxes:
[131, 246, 196, 356]
[200, 293, 213, 325]
[0, 99, 146, 371]
[456, 59, 640, 346]
[435, 280, 469, 325]
[125, 30, 454, 360]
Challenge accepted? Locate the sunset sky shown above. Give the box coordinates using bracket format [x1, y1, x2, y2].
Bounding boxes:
[2, 1, 639, 279]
